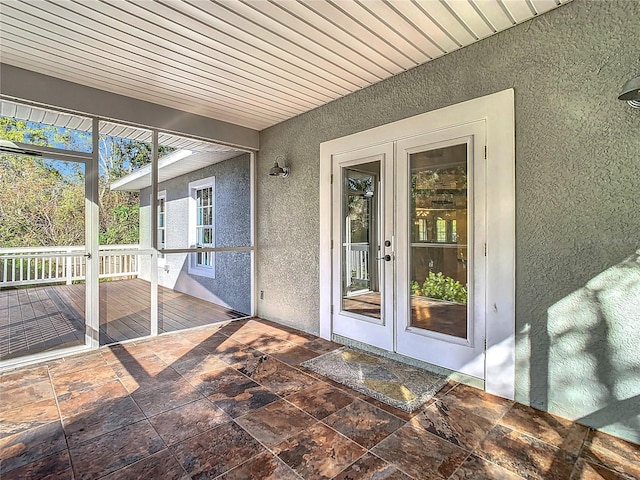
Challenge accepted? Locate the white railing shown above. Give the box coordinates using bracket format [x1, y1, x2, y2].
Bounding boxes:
[344, 242, 370, 288]
[0, 245, 140, 288]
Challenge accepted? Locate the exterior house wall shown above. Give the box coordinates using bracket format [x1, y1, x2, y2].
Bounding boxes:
[139, 153, 251, 315]
[257, 0, 640, 443]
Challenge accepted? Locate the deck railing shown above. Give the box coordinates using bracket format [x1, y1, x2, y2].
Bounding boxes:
[344, 242, 370, 289]
[0, 245, 140, 288]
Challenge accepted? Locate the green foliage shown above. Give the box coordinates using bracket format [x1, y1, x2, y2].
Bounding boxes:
[416, 272, 467, 304]
[0, 117, 169, 248]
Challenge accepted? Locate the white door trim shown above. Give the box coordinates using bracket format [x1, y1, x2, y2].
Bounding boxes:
[319, 89, 515, 399]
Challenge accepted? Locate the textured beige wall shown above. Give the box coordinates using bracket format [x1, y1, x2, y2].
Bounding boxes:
[257, 0, 640, 442]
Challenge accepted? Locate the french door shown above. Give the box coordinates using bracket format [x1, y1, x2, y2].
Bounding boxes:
[332, 121, 487, 378]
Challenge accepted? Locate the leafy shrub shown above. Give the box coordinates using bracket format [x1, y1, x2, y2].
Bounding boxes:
[419, 272, 467, 304]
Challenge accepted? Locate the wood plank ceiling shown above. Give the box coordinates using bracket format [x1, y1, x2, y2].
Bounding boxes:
[0, 0, 571, 131]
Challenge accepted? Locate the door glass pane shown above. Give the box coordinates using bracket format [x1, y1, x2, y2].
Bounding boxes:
[409, 144, 468, 338]
[0, 154, 86, 360]
[341, 161, 381, 319]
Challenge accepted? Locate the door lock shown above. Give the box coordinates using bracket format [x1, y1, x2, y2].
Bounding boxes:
[377, 255, 392, 261]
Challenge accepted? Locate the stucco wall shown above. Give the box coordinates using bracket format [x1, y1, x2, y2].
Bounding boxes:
[257, 0, 640, 442]
[140, 153, 251, 315]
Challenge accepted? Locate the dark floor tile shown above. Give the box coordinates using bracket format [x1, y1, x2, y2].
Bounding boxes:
[0, 397, 60, 439]
[131, 378, 203, 417]
[115, 363, 182, 393]
[0, 380, 55, 413]
[357, 394, 419, 422]
[303, 337, 342, 354]
[49, 353, 108, 376]
[0, 365, 50, 391]
[449, 454, 523, 479]
[410, 399, 496, 450]
[56, 379, 129, 418]
[170, 421, 264, 479]
[0, 421, 67, 475]
[272, 344, 321, 366]
[69, 420, 164, 480]
[218, 450, 300, 480]
[371, 423, 468, 479]
[62, 394, 145, 446]
[272, 329, 319, 346]
[227, 328, 284, 351]
[571, 458, 634, 480]
[209, 378, 281, 419]
[273, 421, 366, 480]
[51, 364, 119, 395]
[200, 335, 266, 368]
[188, 366, 247, 396]
[1, 449, 74, 480]
[286, 381, 355, 420]
[333, 453, 412, 480]
[101, 342, 158, 365]
[236, 399, 316, 447]
[324, 399, 405, 449]
[156, 345, 212, 366]
[240, 355, 318, 397]
[170, 353, 228, 379]
[500, 403, 588, 455]
[101, 449, 189, 480]
[441, 384, 513, 423]
[148, 398, 231, 445]
[584, 429, 640, 464]
[581, 430, 640, 479]
[477, 424, 578, 480]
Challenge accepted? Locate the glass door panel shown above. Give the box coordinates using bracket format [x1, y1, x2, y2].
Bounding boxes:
[410, 144, 468, 339]
[0, 155, 87, 360]
[341, 163, 381, 320]
[395, 121, 486, 378]
[332, 143, 394, 352]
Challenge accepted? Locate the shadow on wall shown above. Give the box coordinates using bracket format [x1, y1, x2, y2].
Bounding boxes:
[546, 249, 640, 443]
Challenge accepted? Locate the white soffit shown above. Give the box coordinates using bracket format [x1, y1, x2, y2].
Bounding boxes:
[0, 0, 571, 131]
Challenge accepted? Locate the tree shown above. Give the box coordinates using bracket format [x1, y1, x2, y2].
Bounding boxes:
[0, 117, 173, 248]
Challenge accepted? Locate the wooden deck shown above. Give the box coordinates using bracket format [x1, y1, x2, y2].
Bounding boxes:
[0, 278, 247, 361]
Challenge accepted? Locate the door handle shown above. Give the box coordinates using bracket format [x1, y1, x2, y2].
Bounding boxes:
[376, 255, 392, 261]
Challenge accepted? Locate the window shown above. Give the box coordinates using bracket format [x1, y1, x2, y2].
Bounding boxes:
[188, 177, 215, 277]
[157, 191, 166, 261]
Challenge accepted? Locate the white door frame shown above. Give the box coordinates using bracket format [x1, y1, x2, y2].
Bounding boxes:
[319, 89, 515, 399]
[331, 145, 395, 351]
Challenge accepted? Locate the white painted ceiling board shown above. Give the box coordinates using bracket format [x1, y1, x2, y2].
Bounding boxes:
[0, 0, 572, 131]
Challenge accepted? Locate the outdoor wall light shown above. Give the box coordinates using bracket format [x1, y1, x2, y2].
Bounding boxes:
[269, 155, 290, 177]
[618, 75, 640, 108]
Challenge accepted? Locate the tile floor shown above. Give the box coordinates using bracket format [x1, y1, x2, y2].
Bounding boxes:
[1, 318, 638, 480]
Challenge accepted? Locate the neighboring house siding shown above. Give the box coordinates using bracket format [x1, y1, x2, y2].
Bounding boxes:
[257, 0, 640, 443]
[139, 153, 251, 315]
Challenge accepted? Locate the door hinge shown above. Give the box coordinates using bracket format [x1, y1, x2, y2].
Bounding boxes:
[484, 338, 487, 350]
[330, 174, 333, 184]
[331, 239, 334, 250]
[330, 305, 334, 314]
[484, 243, 487, 256]
[484, 145, 487, 160]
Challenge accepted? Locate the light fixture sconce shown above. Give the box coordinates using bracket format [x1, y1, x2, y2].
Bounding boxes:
[269, 155, 290, 177]
[618, 75, 640, 108]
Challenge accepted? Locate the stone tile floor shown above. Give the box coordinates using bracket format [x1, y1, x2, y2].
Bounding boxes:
[1, 318, 638, 479]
